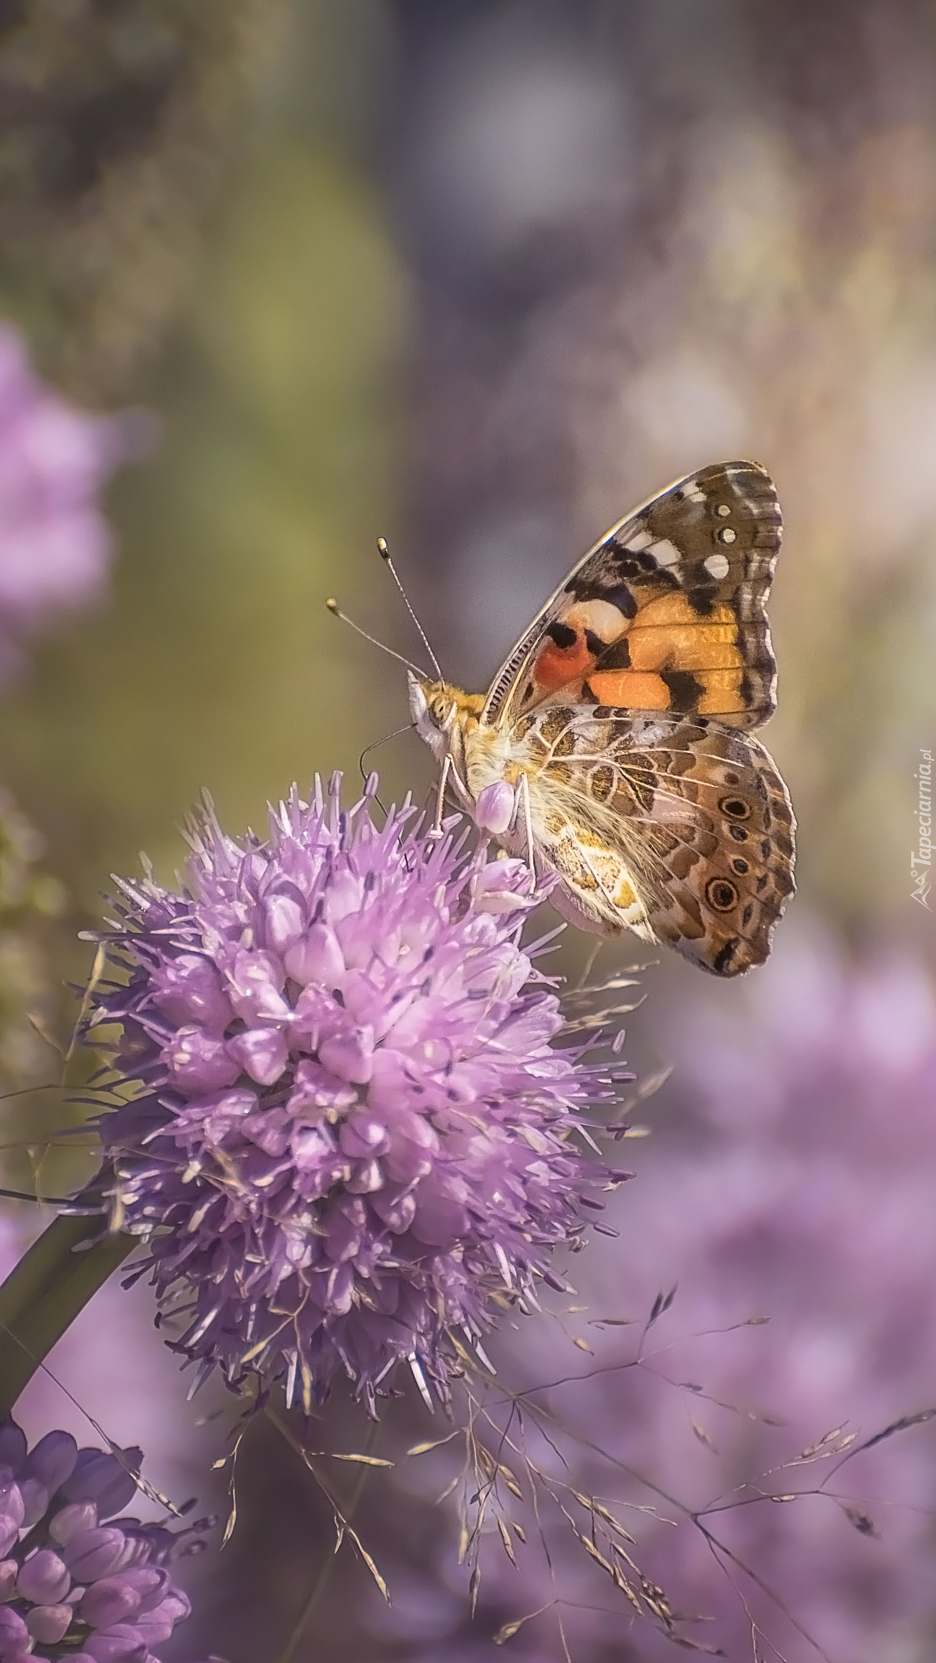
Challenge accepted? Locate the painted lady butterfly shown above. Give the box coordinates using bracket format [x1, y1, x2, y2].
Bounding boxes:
[409, 460, 795, 975]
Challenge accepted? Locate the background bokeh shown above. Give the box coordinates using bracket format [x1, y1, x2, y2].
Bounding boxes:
[1, 2, 936, 1659]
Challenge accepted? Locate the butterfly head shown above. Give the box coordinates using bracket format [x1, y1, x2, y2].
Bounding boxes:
[408, 672, 484, 767]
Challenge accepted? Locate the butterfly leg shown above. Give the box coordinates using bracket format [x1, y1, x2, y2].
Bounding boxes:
[517, 770, 536, 873]
[429, 754, 452, 837]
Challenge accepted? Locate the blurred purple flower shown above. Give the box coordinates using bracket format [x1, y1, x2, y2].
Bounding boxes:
[369, 930, 936, 1662]
[0, 1204, 226, 1544]
[0, 1415, 203, 1663]
[88, 776, 627, 1411]
[0, 324, 146, 680]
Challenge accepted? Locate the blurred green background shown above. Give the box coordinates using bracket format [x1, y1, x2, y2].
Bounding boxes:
[0, 0, 409, 899]
[1, 2, 936, 1658]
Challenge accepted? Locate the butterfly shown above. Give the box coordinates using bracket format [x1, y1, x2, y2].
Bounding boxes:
[408, 460, 795, 975]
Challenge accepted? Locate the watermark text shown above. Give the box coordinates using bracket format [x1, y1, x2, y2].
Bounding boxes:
[911, 747, 932, 909]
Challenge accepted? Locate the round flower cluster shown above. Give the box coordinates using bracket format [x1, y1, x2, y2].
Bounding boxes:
[0, 323, 143, 679]
[0, 1417, 199, 1662]
[91, 777, 627, 1410]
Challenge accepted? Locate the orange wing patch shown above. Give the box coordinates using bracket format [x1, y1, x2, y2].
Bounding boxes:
[533, 591, 748, 716]
[589, 669, 672, 708]
[625, 592, 739, 666]
[534, 629, 594, 694]
[590, 592, 747, 715]
[532, 599, 628, 695]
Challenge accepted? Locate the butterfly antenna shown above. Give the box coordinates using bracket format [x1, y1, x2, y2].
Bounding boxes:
[377, 536, 443, 680]
[325, 598, 428, 678]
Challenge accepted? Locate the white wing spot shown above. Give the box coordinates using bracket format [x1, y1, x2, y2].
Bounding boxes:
[686, 488, 707, 503]
[716, 502, 731, 517]
[649, 537, 680, 567]
[717, 526, 737, 545]
[623, 528, 653, 553]
[704, 552, 730, 579]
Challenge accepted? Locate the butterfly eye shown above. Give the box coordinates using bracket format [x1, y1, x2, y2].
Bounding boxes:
[430, 696, 451, 726]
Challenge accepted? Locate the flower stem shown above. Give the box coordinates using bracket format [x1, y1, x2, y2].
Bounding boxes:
[0, 1206, 133, 1417]
[272, 1412, 382, 1663]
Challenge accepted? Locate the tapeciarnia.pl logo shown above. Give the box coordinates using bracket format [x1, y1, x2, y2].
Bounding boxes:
[911, 747, 932, 910]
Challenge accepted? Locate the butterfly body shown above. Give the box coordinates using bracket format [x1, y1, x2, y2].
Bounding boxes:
[409, 461, 795, 976]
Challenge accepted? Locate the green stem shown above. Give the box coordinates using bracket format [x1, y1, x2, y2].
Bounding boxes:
[276, 1525, 350, 1663]
[273, 1413, 382, 1663]
[0, 1205, 133, 1417]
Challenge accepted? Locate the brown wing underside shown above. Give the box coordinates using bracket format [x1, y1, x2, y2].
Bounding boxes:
[523, 709, 795, 976]
[484, 461, 782, 734]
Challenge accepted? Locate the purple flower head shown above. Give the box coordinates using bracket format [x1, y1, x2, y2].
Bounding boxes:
[89, 775, 628, 1410]
[0, 1417, 201, 1663]
[0, 323, 146, 680]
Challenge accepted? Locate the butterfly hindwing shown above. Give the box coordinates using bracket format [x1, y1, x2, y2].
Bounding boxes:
[483, 461, 781, 732]
[515, 707, 795, 975]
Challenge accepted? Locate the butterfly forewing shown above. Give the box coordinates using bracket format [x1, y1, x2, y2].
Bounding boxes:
[483, 461, 781, 731]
